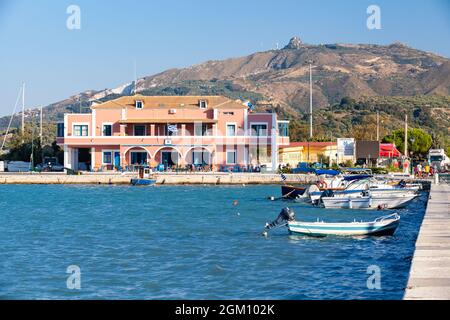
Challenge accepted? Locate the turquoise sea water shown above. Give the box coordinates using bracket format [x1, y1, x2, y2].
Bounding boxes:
[0, 184, 427, 300]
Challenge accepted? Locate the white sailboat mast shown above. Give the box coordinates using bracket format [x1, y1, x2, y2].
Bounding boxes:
[22, 82, 25, 137]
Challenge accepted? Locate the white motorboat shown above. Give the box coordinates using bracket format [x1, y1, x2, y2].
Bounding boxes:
[264, 208, 400, 237]
[321, 191, 418, 209]
[287, 213, 400, 237]
[309, 178, 419, 203]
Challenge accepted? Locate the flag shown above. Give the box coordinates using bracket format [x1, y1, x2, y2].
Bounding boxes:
[167, 124, 178, 133]
[243, 100, 255, 111]
[281, 173, 287, 182]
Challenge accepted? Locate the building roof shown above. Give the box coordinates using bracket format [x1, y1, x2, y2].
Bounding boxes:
[380, 143, 401, 158]
[282, 141, 336, 149]
[91, 95, 248, 110]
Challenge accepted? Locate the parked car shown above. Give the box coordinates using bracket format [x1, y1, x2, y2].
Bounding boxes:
[36, 157, 64, 172]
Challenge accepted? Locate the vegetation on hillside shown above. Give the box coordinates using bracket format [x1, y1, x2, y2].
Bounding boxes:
[283, 95, 449, 154]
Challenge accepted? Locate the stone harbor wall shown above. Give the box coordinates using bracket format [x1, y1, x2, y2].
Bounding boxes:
[0, 173, 319, 185]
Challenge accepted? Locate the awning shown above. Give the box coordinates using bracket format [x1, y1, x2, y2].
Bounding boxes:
[119, 119, 218, 124]
[380, 143, 401, 158]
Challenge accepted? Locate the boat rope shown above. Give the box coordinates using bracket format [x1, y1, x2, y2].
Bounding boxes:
[282, 189, 296, 198]
[270, 188, 296, 201]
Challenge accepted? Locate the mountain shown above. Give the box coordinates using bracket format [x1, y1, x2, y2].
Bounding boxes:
[1, 37, 449, 144]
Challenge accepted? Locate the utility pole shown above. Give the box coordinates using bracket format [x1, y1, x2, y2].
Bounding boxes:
[30, 112, 34, 170]
[404, 114, 408, 157]
[309, 63, 313, 139]
[376, 111, 380, 141]
[40, 106, 43, 166]
[40, 106, 43, 145]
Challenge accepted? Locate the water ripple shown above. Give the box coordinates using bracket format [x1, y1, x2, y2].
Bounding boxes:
[0, 184, 426, 299]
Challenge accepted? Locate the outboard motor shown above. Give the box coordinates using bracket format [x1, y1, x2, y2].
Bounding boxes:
[265, 207, 295, 230]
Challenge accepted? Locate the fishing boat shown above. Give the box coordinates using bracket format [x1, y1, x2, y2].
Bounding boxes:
[130, 167, 156, 186]
[264, 208, 400, 237]
[288, 214, 400, 237]
[130, 178, 156, 186]
[307, 178, 419, 204]
[320, 191, 417, 209]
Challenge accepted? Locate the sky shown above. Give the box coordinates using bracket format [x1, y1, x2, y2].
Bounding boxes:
[0, 0, 449, 116]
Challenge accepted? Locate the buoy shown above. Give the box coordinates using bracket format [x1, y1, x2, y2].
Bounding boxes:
[269, 196, 275, 201]
[262, 231, 268, 237]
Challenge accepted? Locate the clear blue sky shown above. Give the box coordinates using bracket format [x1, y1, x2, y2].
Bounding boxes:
[0, 0, 449, 116]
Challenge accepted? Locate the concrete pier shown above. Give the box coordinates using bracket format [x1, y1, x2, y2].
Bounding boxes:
[404, 183, 450, 300]
[0, 172, 318, 185]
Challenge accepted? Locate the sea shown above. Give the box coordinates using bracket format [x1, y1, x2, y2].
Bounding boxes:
[0, 184, 427, 299]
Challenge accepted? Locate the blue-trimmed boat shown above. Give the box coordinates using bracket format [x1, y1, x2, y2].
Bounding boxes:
[288, 214, 400, 236]
[265, 208, 400, 237]
[130, 178, 156, 186]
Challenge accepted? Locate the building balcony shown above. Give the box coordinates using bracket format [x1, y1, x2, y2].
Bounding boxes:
[57, 134, 289, 147]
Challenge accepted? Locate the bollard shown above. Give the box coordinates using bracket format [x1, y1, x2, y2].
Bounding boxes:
[434, 173, 439, 185]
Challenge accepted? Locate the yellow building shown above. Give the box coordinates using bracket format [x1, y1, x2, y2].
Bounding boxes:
[279, 142, 339, 167]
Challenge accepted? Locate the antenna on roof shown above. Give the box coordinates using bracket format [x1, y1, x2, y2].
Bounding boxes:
[134, 58, 137, 95]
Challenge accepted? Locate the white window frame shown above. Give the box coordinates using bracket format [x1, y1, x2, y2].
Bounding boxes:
[226, 149, 236, 165]
[102, 122, 113, 136]
[102, 150, 113, 165]
[277, 120, 290, 137]
[72, 122, 89, 137]
[250, 122, 268, 137]
[226, 122, 237, 136]
[133, 124, 147, 136]
[199, 100, 208, 109]
[135, 100, 144, 109]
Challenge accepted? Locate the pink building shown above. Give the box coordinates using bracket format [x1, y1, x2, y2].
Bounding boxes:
[56, 95, 289, 171]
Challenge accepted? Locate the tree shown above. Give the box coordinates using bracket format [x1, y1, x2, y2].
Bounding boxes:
[1, 122, 60, 164]
[383, 128, 432, 158]
[288, 120, 309, 141]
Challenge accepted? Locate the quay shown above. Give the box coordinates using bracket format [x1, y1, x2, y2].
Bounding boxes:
[0, 172, 318, 185]
[404, 181, 450, 300]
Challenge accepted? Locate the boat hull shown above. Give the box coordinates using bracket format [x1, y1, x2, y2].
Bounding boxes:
[288, 218, 399, 237]
[321, 194, 417, 209]
[321, 197, 371, 209]
[130, 178, 156, 186]
[281, 185, 306, 199]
